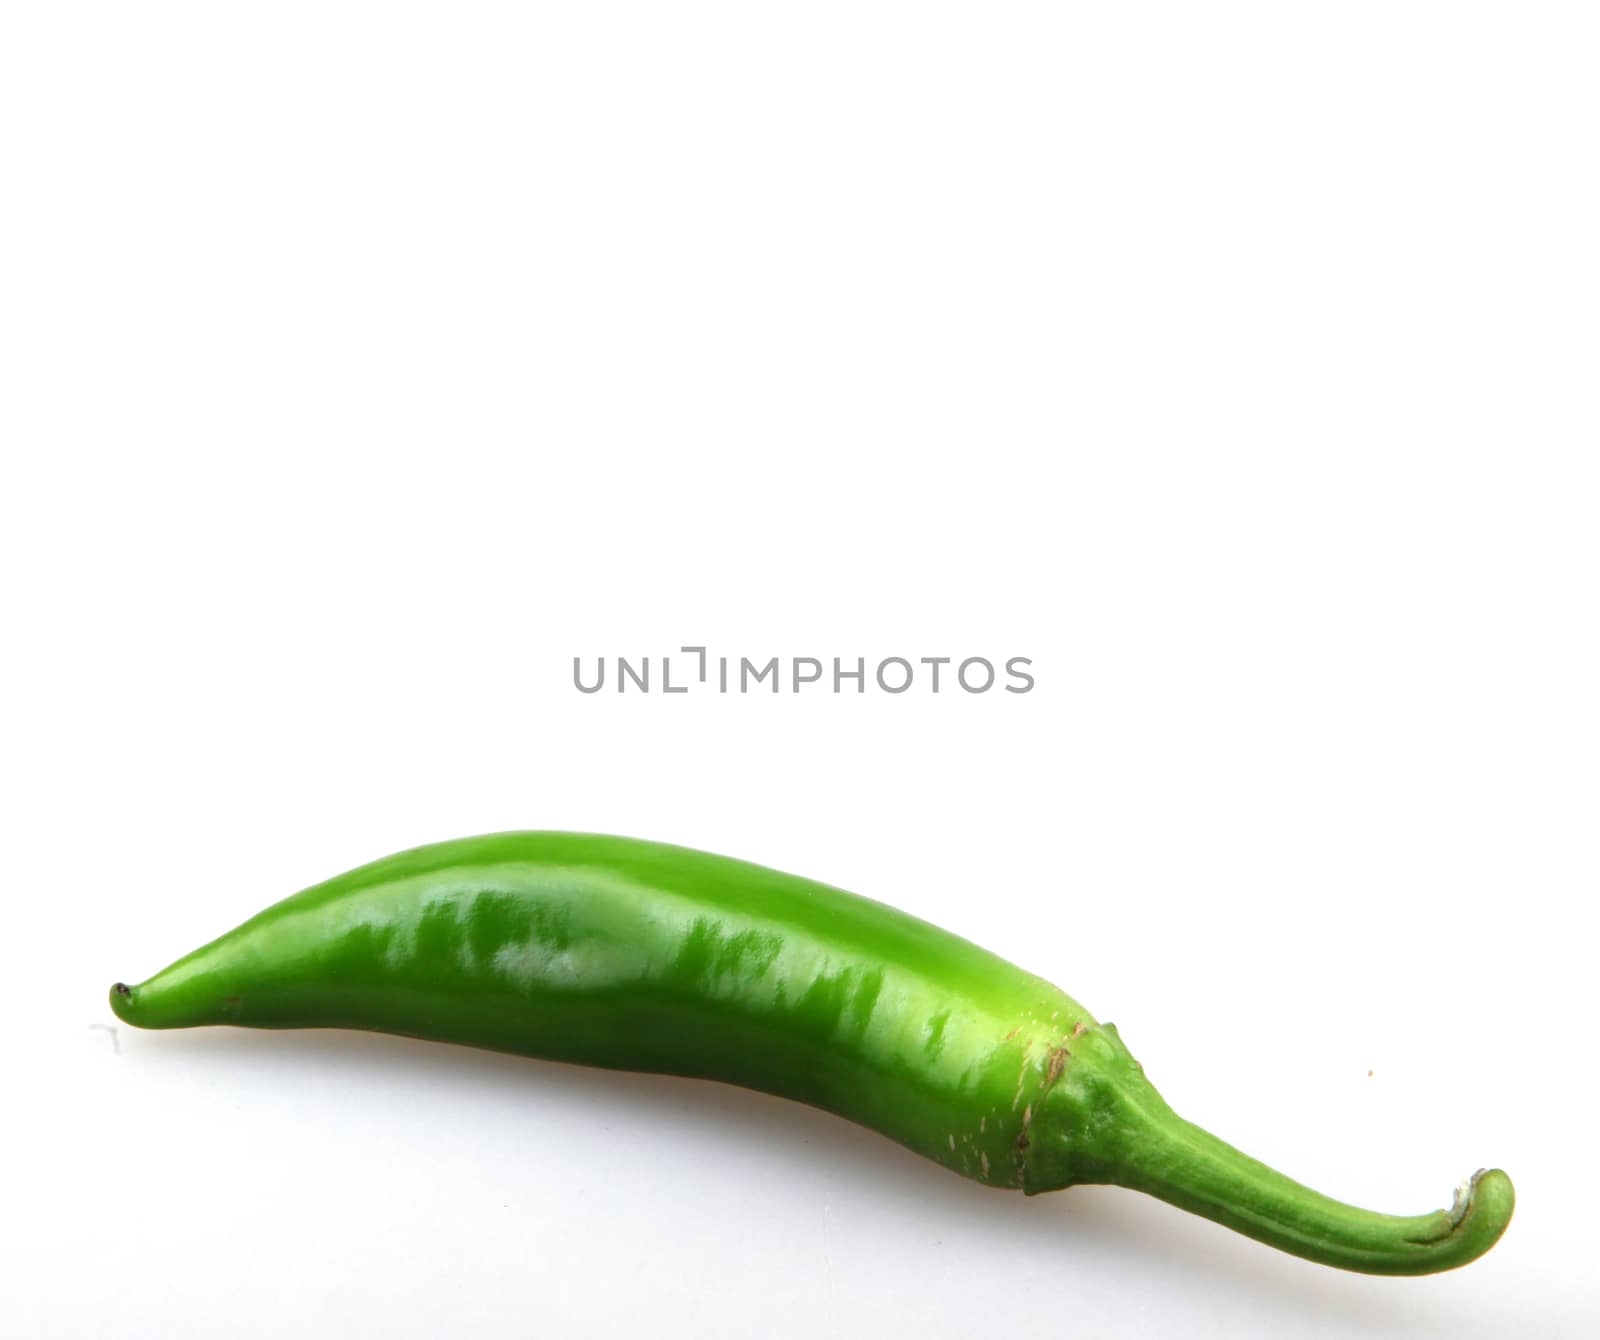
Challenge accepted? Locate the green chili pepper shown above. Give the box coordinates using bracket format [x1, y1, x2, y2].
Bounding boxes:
[109, 832, 1511, 1275]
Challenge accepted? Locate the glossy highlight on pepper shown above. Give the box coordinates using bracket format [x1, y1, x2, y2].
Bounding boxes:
[109, 831, 1513, 1275]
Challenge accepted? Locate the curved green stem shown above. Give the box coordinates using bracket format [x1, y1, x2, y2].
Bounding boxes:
[1108, 1108, 1515, 1275]
[1031, 1024, 1514, 1275]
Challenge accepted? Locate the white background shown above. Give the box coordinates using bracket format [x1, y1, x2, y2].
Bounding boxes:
[2, 3, 1596, 1336]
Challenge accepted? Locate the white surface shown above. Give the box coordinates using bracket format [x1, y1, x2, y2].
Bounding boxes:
[2, 3, 1597, 1336]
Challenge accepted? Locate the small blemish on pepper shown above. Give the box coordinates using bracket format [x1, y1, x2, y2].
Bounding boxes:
[1044, 1046, 1069, 1089]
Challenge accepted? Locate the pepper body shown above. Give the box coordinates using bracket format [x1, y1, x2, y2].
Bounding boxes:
[110, 831, 1513, 1274]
